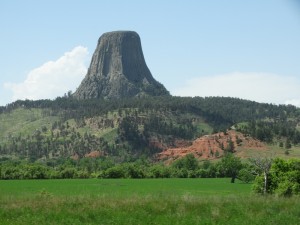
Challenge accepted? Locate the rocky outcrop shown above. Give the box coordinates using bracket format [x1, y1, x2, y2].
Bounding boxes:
[157, 130, 267, 163]
[73, 31, 169, 99]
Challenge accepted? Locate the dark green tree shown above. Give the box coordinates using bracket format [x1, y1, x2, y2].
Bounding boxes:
[285, 139, 292, 149]
[218, 153, 242, 183]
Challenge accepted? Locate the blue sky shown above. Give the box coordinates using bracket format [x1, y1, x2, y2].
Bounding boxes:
[1, 0, 300, 106]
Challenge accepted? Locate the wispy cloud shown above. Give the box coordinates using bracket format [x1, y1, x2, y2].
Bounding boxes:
[173, 72, 300, 107]
[4, 46, 88, 101]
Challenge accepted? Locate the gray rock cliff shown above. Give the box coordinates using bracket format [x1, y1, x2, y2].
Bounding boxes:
[73, 31, 169, 99]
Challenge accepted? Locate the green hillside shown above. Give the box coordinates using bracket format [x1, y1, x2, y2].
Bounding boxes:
[0, 108, 59, 138]
[0, 96, 299, 163]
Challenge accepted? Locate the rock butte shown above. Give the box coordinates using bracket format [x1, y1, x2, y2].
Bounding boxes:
[74, 31, 169, 99]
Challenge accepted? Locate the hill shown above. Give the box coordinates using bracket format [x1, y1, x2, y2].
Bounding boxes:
[0, 96, 299, 163]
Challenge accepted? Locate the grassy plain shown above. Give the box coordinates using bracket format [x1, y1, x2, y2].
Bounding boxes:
[0, 178, 299, 225]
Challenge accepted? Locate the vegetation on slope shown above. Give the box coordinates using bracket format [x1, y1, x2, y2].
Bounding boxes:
[0, 96, 299, 163]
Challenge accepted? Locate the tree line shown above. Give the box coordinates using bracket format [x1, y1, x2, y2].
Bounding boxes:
[2, 96, 299, 132]
[0, 153, 248, 180]
[237, 119, 300, 146]
[1, 154, 299, 197]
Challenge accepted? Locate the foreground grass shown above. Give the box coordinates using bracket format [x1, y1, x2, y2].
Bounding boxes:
[1, 195, 299, 225]
[0, 179, 299, 225]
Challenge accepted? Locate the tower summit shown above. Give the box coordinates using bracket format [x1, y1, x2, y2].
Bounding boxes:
[73, 31, 169, 99]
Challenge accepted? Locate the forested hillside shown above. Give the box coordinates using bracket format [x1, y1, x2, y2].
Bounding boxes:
[0, 96, 299, 163]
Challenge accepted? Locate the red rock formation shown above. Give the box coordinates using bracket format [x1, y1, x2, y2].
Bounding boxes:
[85, 150, 104, 158]
[157, 130, 266, 163]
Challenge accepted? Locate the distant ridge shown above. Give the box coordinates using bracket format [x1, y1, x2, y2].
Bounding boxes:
[73, 31, 169, 99]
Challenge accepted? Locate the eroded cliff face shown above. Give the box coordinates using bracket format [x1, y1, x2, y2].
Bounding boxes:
[157, 130, 267, 164]
[74, 31, 169, 99]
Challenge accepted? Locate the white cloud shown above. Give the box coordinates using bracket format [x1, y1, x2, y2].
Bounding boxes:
[4, 46, 89, 101]
[173, 72, 300, 107]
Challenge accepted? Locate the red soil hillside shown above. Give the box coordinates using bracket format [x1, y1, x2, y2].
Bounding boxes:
[71, 150, 104, 160]
[85, 150, 104, 158]
[157, 130, 267, 163]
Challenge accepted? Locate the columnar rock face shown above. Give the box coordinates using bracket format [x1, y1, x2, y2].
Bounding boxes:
[73, 31, 169, 99]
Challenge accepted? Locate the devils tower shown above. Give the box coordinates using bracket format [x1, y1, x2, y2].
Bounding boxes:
[73, 31, 169, 99]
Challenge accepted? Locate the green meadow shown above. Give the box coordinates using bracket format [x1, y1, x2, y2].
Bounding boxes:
[0, 178, 299, 225]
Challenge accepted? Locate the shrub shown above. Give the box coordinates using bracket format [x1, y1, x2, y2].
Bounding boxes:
[238, 168, 254, 183]
[60, 168, 78, 179]
[252, 158, 300, 196]
[104, 166, 125, 178]
[275, 180, 293, 197]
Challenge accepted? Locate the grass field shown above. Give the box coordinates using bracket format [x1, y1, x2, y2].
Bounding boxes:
[0, 178, 299, 225]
